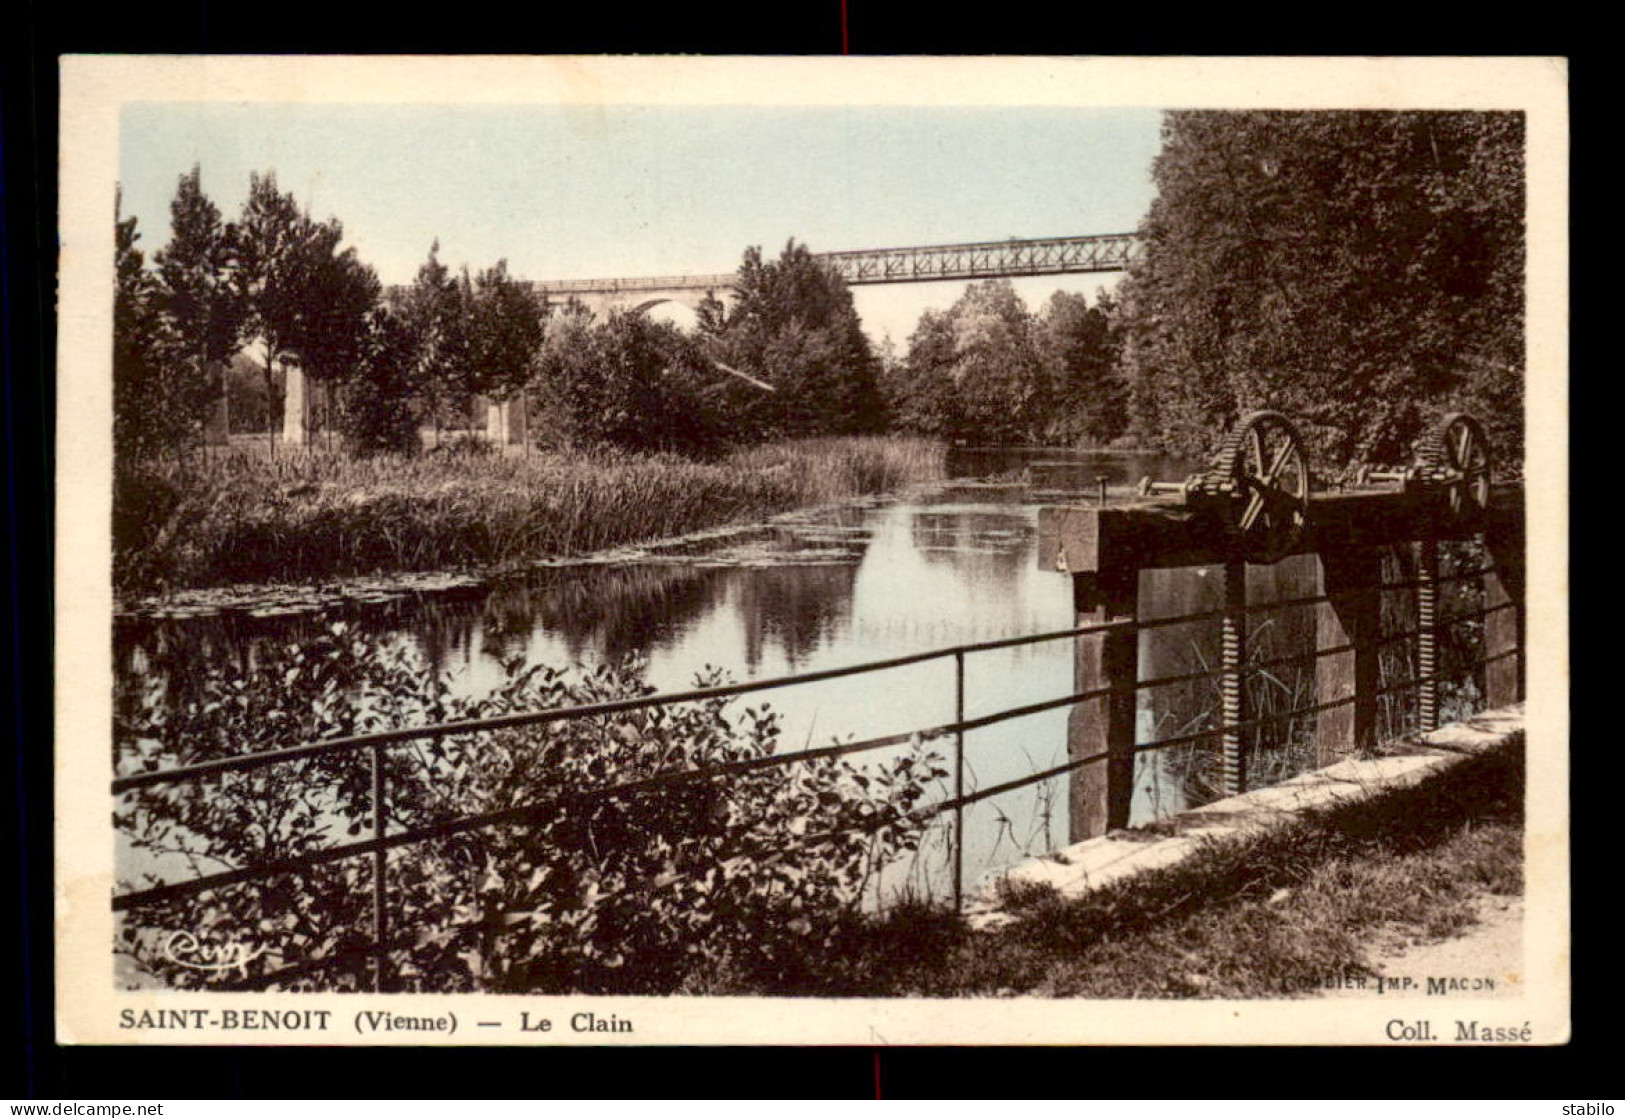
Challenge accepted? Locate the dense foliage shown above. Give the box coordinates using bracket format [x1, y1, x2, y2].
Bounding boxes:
[116, 629, 945, 992]
[340, 309, 423, 456]
[530, 309, 719, 455]
[1119, 111, 1525, 467]
[114, 178, 896, 461]
[116, 114, 1525, 468]
[700, 240, 887, 439]
[152, 168, 246, 442]
[113, 192, 197, 461]
[884, 280, 1125, 446]
[1039, 290, 1126, 446]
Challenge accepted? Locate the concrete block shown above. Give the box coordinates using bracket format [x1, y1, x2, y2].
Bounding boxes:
[965, 703, 1525, 932]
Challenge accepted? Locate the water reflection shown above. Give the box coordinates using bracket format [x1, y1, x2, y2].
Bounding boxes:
[909, 507, 1033, 586]
[734, 563, 859, 672]
[477, 565, 731, 665]
[126, 447, 1328, 902]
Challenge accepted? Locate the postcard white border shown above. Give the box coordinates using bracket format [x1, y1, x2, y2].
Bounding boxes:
[57, 55, 1569, 1046]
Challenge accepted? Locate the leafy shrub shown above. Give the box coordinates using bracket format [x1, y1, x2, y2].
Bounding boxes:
[115, 625, 945, 992]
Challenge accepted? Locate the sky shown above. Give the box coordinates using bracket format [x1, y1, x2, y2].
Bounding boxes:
[118, 103, 1165, 347]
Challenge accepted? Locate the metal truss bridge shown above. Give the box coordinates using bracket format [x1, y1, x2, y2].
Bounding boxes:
[818, 232, 1140, 286]
[521, 232, 1141, 309]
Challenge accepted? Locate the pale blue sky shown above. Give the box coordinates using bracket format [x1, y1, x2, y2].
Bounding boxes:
[119, 104, 1164, 345]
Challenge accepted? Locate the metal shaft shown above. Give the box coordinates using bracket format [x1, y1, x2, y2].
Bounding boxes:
[1221, 561, 1248, 796]
[952, 651, 965, 912]
[372, 743, 387, 993]
[1417, 540, 1439, 732]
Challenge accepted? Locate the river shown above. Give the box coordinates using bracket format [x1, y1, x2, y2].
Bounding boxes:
[116, 446, 1338, 904]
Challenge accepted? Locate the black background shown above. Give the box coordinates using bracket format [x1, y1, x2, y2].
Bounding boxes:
[4, 1, 1592, 1100]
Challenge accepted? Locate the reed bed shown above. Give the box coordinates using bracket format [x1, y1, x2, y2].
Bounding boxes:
[115, 437, 946, 592]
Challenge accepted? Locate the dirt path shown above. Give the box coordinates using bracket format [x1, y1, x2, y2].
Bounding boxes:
[1322, 893, 1524, 999]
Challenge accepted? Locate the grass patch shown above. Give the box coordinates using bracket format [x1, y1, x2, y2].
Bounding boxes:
[707, 744, 1523, 997]
[115, 436, 945, 592]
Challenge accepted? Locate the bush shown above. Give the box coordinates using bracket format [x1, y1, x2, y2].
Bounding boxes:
[531, 311, 721, 456]
[115, 626, 945, 992]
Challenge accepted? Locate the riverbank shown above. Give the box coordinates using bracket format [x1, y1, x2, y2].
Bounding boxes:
[693, 740, 1524, 997]
[114, 436, 945, 595]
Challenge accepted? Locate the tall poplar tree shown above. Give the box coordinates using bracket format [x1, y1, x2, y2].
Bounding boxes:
[466, 259, 544, 402]
[232, 172, 307, 438]
[885, 309, 961, 437]
[113, 191, 185, 460]
[1038, 289, 1124, 446]
[400, 241, 470, 443]
[154, 166, 245, 442]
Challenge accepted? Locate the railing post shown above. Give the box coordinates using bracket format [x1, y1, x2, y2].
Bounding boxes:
[1416, 539, 1440, 732]
[1067, 565, 1139, 841]
[1483, 528, 1525, 708]
[1315, 548, 1381, 765]
[952, 650, 965, 912]
[1220, 560, 1248, 796]
[371, 742, 387, 993]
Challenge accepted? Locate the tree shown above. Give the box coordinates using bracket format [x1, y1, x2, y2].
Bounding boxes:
[531, 310, 715, 455]
[399, 241, 471, 443]
[1118, 111, 1525, 467]
[231, 173, 380, 444]
[946, 280, 1049, 444]
[340, 307, 422, 455]
[885, 309, 961, 438]
[232, 172, 309, 440]
[285, 217, 381, 443]
[113, 191, 187, 460]
[466, 260, 545, 402]
[153, 166, 246, 443]
[890, 282, 1082, 445]
[1037, 289, 1125, 445]
[695, 290, 729, 339]
[708, 240, 885, 439]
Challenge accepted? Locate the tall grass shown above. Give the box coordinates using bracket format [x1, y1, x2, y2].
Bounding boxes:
[115, 437, 946, 592]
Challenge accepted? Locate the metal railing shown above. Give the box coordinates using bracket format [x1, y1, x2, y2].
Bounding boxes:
[113, 546, 1520, 992]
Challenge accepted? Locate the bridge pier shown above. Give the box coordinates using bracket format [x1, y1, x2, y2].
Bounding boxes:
[486, 395, 529, 446]
[282, 363, 310, 445]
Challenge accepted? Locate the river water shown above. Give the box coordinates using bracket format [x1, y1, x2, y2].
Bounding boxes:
[117, 447, 1339, 903]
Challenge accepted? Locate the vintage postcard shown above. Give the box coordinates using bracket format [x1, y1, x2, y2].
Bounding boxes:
[56, 55, 1569, 1045]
